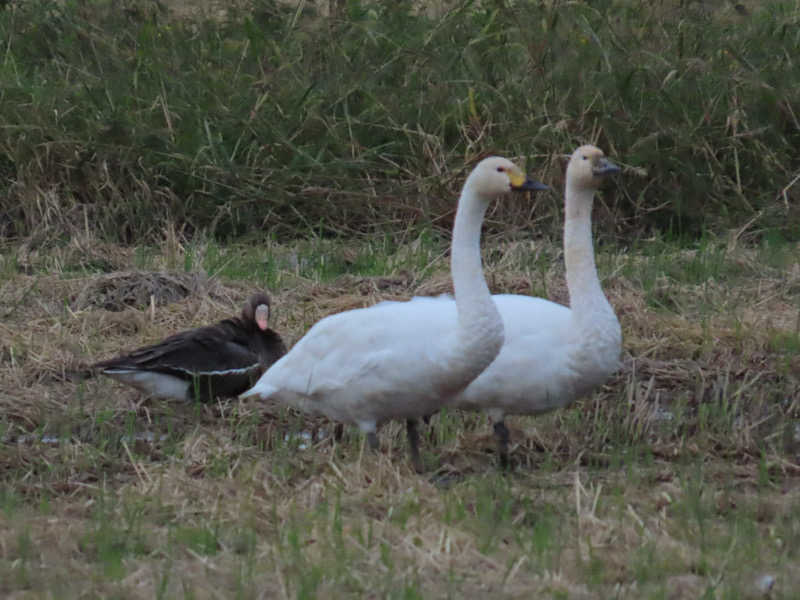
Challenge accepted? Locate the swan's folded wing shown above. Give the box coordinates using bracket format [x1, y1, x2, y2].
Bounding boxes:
[249, 296, 460, 400]
[457, 294, 578, 410]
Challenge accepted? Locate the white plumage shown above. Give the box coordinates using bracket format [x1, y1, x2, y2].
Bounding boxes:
[241, 157, 548, 471]
[377, 145, 623, 467]
[102, 369, 195, 400]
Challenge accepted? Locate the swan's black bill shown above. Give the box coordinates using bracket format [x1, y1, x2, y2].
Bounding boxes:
[593, 158, 620, 176]
[513, 178, 549, 192]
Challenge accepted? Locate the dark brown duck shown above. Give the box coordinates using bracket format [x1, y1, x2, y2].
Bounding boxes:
[91, 293, 286, 402]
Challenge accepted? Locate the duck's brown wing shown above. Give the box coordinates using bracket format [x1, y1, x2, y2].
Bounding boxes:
[92, 320, 262, 381]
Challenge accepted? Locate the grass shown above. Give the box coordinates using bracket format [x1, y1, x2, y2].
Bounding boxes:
[1, 227, 799, 598]
[0, 0, 799, 242]
[0, 0, 799, 596]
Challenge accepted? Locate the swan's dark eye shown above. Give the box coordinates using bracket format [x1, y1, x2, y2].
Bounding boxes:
[582, 155, 588, 161]
[496, 166, 505, 172]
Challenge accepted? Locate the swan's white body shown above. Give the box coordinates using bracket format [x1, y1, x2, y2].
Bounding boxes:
[241, 157, 547, 468]
[243, 296, 500, 428]
[377, 292, 617, 415]
[377, 146, 622, 465]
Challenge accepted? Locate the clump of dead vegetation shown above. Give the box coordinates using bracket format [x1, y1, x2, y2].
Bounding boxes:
[70, 271, 222, 312]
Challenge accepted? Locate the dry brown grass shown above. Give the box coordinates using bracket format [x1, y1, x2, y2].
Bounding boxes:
[0, 235, 799, 598]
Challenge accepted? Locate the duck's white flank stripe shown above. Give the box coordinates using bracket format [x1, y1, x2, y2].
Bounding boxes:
[103, 363, 260, 377]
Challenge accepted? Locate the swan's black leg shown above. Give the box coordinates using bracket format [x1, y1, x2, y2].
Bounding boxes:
[366, 431, 379, 452]
[493, 420, 510, 469]
[333, 422, 345, 442]
[406, 418, 424, 473]
[421, 413, 436, 443]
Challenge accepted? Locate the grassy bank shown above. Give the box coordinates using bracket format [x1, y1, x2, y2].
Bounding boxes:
[0, 231, 798, 597]
[1, 0, 799, 242]
[1, 1, 799, 597]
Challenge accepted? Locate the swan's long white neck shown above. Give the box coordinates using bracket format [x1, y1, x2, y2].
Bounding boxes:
[563, 181, 615, 326]
[449, 180, 504, 379]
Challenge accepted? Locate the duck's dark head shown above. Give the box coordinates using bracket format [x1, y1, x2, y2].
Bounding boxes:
[242, 293, 273, 331]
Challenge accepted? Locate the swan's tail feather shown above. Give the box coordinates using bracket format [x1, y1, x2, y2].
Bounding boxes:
[239, 381, 278, 401]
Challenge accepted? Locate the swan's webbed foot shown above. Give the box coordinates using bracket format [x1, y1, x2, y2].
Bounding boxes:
[493, 420, 510, 470]
[406, 418, 424, 473]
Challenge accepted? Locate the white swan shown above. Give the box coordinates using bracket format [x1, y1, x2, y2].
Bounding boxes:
[240, 157, 548, 471]
[382, 145, 622, 467]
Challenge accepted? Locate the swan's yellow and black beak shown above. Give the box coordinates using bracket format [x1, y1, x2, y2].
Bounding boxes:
[509, 168, 549, 192]
[592, 157, 620, 177]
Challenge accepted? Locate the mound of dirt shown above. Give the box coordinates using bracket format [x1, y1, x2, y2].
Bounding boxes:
[70, 271, 224, 312]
